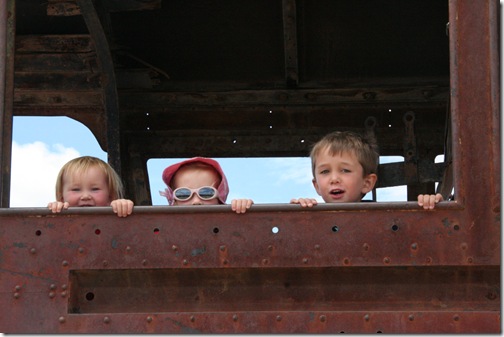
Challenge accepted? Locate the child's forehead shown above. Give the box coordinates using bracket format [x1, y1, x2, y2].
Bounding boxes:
[63, 165, 105, 182]
[173, 164, 220, 182]
[318, 145, 357, 159]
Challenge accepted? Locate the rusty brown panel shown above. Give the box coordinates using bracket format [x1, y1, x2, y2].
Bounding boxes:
[448, 0, 501, 260]
[67, 266, 498, 314]
[14, 53, 97, 72]
[13, 91, 102, 107]
[14, 72, 102, 90]
[0, 205, 500, 333]
[15, 35, 94, 53]
[118, 86, 449, 109]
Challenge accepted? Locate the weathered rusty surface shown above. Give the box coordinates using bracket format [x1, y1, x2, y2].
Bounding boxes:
[0, 203, 500, 333]
[0, 0, 14, 208]
[0, 0, 500, 333]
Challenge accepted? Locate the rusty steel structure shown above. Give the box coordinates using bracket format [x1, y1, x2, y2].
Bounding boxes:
[0, 0, 501, 333]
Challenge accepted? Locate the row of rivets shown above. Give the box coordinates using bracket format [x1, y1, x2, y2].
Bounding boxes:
[54, 313, 464, 325]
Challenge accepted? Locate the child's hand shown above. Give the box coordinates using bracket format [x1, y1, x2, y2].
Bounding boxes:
[47, 201, 69, 213]
[231, 199, 253, 214]
[111, 199, 134, 217]
[417, 193, 443, 210]
[290, 198, 318, 208]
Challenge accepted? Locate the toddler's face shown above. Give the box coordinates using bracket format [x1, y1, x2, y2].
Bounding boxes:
[172, 167, 220, 205]
[61, 166, 112, 207]
[312, 148, 376, 203]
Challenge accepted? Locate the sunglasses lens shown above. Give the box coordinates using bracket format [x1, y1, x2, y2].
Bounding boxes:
[198, 187, 217, 200]
[174, 188, 192, 200]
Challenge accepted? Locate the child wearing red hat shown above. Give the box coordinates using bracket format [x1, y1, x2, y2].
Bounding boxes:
[161, 157, 253, 213]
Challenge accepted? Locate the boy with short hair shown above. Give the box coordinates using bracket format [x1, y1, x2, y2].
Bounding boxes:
[161, 157, 253, 213]
[291, 131, 443, 208]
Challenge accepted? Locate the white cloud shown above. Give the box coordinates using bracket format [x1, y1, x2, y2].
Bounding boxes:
[10, 141, 80, 207]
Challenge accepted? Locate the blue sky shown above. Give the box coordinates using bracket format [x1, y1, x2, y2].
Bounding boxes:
[10, 116, 408, 207]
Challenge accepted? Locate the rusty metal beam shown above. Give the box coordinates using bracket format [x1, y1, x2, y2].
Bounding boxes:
[0, 0, 14, 208]
[76, 0, 122, 175]
[282, 0, 299, 87]
[448, 0, 501, 258]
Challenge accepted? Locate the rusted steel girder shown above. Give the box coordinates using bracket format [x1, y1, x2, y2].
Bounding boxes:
[0, 202, 500, 333]
[76, 0, 122, 176]
[0, 0, 14, 207]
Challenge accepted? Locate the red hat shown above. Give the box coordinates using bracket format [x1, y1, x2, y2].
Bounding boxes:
[160, 157, 229, 205]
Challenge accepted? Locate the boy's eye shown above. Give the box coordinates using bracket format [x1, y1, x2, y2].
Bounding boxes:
[320, 169, 329, 174]
[341, 169, 351, 173]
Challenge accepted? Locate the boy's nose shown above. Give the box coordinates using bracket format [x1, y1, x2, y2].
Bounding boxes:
[330, 173, 341, 183]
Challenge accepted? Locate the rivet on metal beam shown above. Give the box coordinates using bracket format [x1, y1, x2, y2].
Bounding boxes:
[59, 316, 66, 323]
[103, 316, 111, 324]
[411, 243, 418, 250]
[15, 285, 21, 291]
[453, 315, 460, 322]
[172, 245, 178, 251]
[302, 258, 308, 264]
[50, 284, 57, 290]
[146, 316, 153, 323]
[460, 243, 468, 250]
[383, 257, 390, 264]
[426, 257, 432, 264]
[314, 244, 320, 250]
[343, 258, 350, 265]
[61, 291, 67, 298]
[62, 284, 67, 290]
[142, 259, 148, 266]
[78, 247, 85, 253]
[103, 260, 109, 267]
[467, 257, 473, 264]
[276, 315, 282, 322]
[190, 315, 195, 322]
[232, 314, 238, 322]
[13, 292, 20, 299]
[182, 259, 188, 265]
[408, 314, 414, 321]
[363, 243, 369, 251]
[219, 245, 226, 251]
[30, 248, 36, 254]
[319, 315, 327, 322]
[62, 260, 69, 267]
[49, 292, 55, 298]
[364, 314, 370, 322]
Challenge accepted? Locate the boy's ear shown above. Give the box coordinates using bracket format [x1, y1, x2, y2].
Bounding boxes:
[361, 173, 378, 194]
[312, 178, 322, 196]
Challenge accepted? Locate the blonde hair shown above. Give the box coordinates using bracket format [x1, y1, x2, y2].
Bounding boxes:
[310, 131, 379, 177]
[55, 156, 124, 201]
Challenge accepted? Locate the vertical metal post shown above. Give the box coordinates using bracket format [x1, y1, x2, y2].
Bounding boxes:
[0, 0, 15, 207]
[76, 0, 121, 177]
